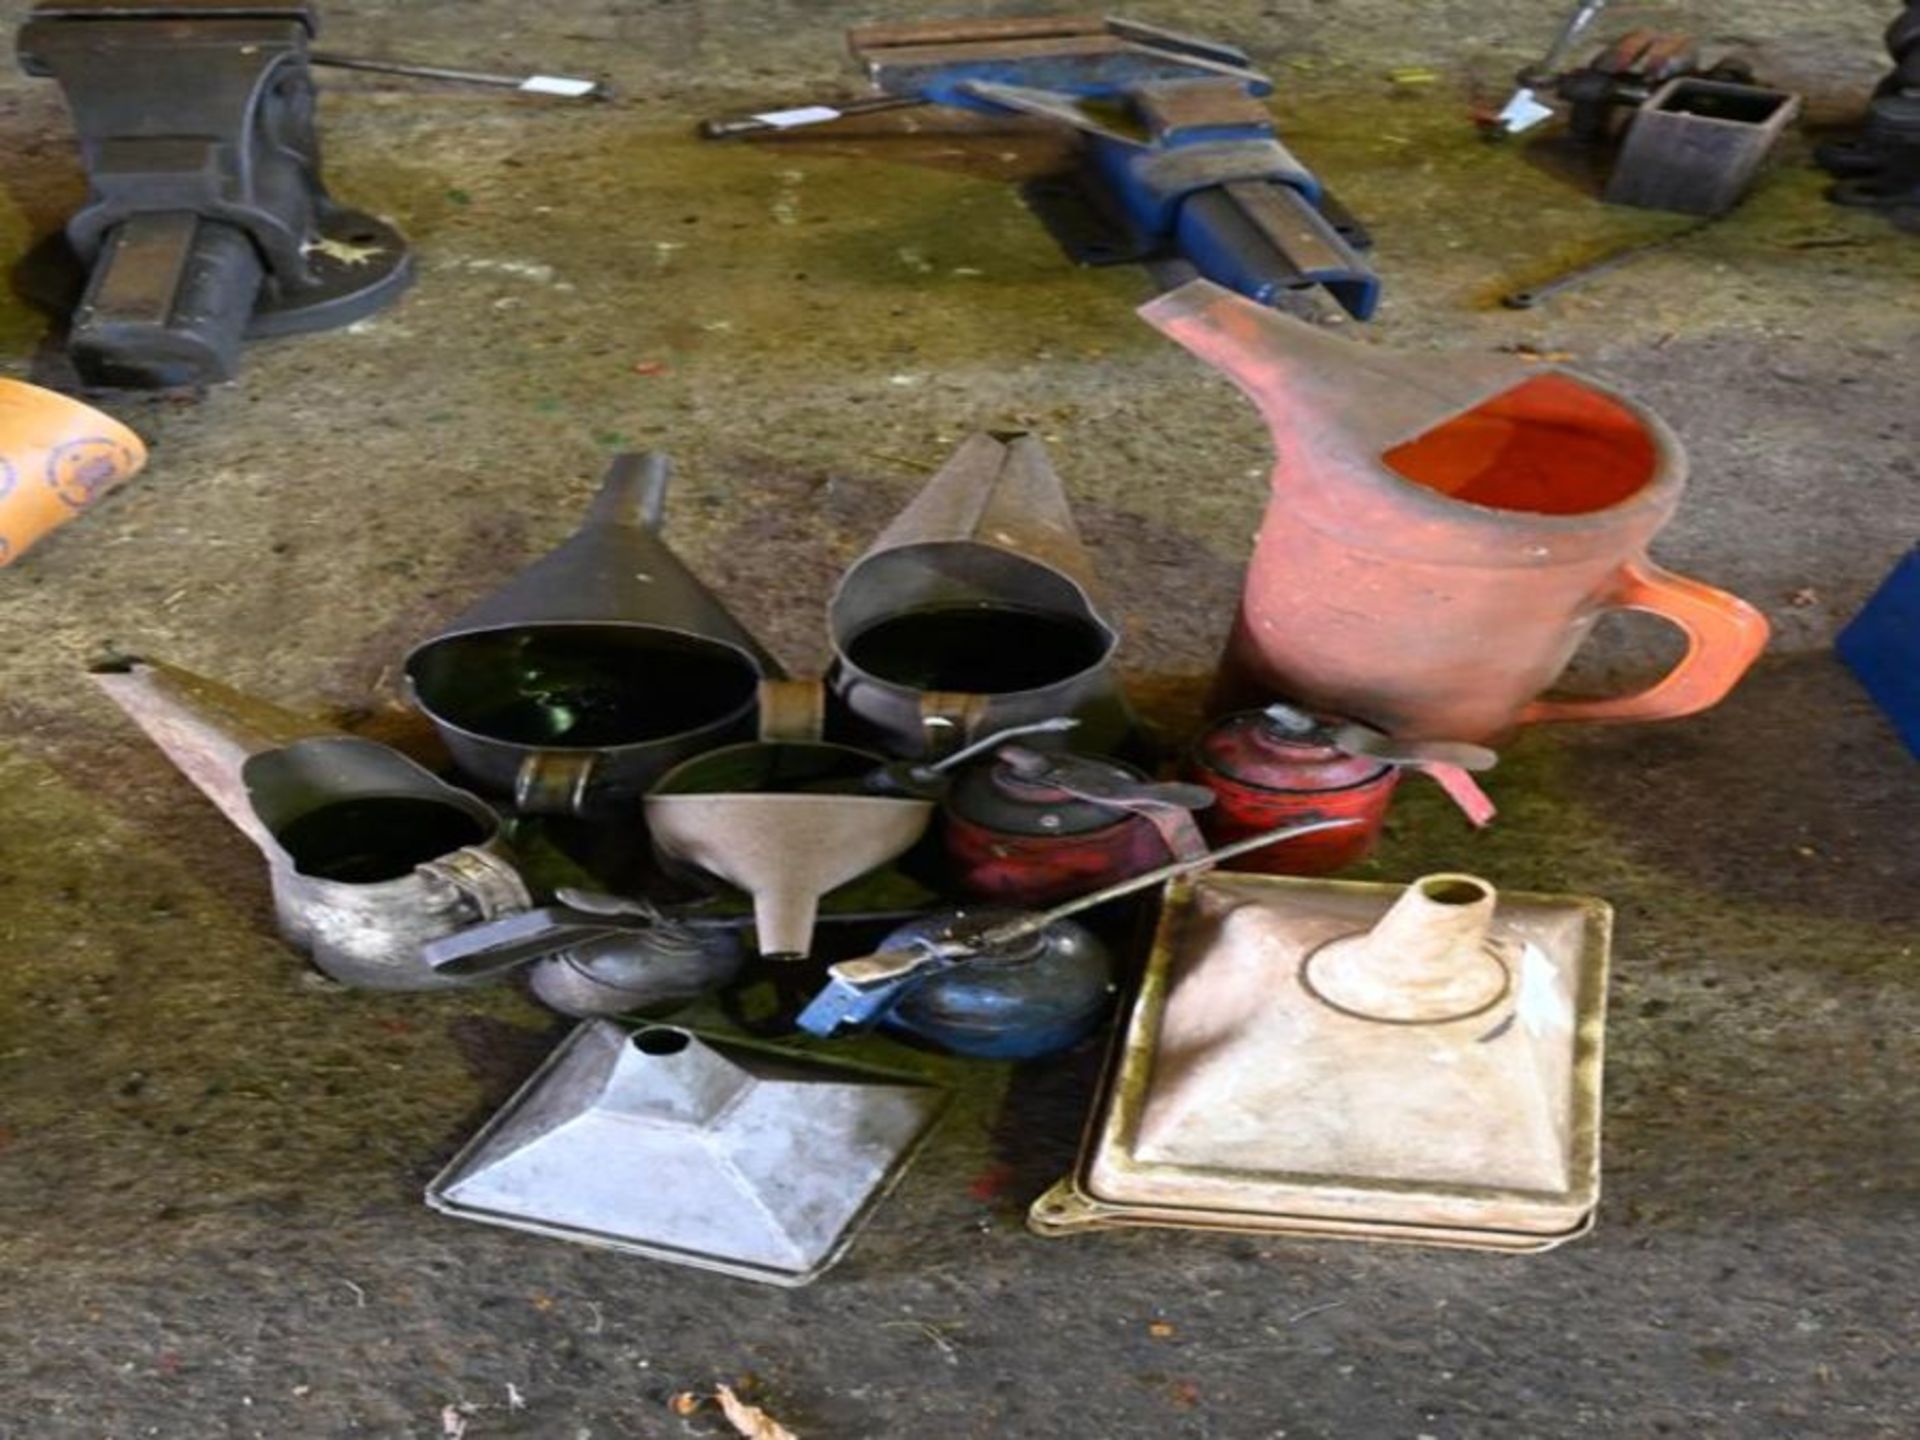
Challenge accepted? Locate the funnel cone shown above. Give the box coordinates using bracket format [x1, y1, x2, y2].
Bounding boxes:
[645, 792, 934, 957]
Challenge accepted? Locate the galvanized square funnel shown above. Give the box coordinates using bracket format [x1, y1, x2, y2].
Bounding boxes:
[426, 1021, 949, 1285]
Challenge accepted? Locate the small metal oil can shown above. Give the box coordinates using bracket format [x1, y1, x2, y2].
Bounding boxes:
[941, 744, 1212, 905]
[1188, 704, 1497, 874]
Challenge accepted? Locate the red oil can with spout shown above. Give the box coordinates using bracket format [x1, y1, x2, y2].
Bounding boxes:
[943, 744, 1212, 906]
[1189, 705, 1497, 875]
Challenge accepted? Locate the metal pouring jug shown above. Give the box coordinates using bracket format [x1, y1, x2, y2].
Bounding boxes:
[90, 657, 529, 989]
[827, 431, 1133, 759]
[405, 451, 783, 816]
[1140, 279, 1770, 742]
[242, 737, 530, 990]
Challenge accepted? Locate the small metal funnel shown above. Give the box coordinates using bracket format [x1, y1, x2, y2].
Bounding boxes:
[90, 655, 340, 854]
[242, 737, 530, 990]
[645, 741, 935, 959]
[426, 1020, 949, 1285]
[828, 432, 1132, 757]
[405, 453, 784, 815]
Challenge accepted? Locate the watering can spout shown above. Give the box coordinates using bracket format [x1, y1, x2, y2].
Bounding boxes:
[90, 655, 337, 855]
[1138, 279, 1531, 460]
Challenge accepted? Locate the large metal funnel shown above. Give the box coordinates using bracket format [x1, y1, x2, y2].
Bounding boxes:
[426, 1020, 949, 1285]
[239, 737, 530, 990]
[645, 741, 934, 959]
[91, 655, 340, 854]
[1032, 870, 1611, 1249]
[828, 431, 1131, 758]
[405, 452, 784, 816]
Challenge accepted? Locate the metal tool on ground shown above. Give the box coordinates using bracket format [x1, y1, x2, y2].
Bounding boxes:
[1492, 13, 1799, 216]
[0, 378, 145, 566]
[405, 452, 783, 818]
[1816, 3, 1920, 222]
[309, 52, 604, 99]
[1143, 279, 1770, 741]
[1030, 870, 1612, 1250]
[829, 432, 1134, 759]
[701, 15, 1379, 319]
[1499, 222, 1713, 309]
[1497, 0, 1612, 134]
[16, 0, 412, 388]
[700, 14, 1265, 138]
[796, 815, 1358, 1041]
[1189, 704, 1496, 875]
[426, 1021, 950, 1285]
[942, 744, 1213, 905]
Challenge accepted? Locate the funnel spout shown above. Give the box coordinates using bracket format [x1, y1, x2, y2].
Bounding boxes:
[1138, 280, 1532, 460]
[752, 886, 822, 962]
[90, 656, 337, 855]
[1302, 873, 1513, 1024]
[586, 451, 672, 532]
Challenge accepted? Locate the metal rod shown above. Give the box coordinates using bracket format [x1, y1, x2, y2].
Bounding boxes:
[1500, 222, 1714, 309]
[978, 816, 1361, 948]
[913, 716, 1080, 778]
[700, 93, 930, 140]
[310, 53, 605, 99]
[1524, 0, 1613, 85]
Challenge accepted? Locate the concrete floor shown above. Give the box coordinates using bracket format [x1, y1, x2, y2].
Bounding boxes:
[3, 1, 1918, 1436]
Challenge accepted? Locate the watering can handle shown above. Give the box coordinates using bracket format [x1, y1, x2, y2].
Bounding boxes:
[1519, 557, 1770, 727]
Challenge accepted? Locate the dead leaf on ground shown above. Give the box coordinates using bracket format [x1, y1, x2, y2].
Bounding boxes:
[717, 1383, 799, 1440]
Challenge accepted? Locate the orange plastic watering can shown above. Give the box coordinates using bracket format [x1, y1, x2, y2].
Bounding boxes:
[0, 378, 145, 567]
[1142, 280, 1769, 742]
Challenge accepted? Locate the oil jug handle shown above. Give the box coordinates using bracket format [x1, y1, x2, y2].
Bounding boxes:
[758, 678, 826, 742]
[1519, 557, 1770, 727]
[514, 750, 601, 816]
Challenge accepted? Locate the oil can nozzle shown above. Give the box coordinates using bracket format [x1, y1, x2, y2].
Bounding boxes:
[1260, 703, 1500, 828]
[795, 814, 1360, 1036]
[868, 716, 1080, 796]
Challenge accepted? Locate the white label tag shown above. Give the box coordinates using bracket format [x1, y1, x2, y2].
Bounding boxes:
[752, 105, 843, 128]
[1498, 88, 1556, 134]
[519, 75, 599, 98]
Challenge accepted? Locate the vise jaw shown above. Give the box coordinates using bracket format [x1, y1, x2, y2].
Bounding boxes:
[17, 0, 412, 388]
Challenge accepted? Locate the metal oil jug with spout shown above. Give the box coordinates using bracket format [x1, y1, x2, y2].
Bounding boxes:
[1189, 703, 1497, 874]
[828, 431, 1134, 759]
[91, 657, 529, 989]
[1140, 279, 1770, 742]
[405, 452, 782, 816]
[942, 743, 1213, 905]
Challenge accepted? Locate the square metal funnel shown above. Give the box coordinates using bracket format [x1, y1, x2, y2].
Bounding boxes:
[426, 1021, 948, 1285]
[1031, 871, 1610, 1250]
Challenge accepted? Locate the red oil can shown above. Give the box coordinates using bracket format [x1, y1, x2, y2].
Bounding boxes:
[942, 745, 1211, 906]
[1188, 705, 1497, 875]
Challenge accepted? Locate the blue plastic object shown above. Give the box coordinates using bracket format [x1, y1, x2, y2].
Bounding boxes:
[1837, 545, 1920, 759]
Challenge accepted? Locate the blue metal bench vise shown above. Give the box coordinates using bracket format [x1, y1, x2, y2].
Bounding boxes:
[702, 15, 1379, 320]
